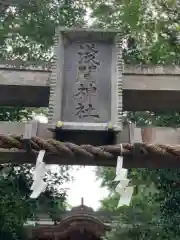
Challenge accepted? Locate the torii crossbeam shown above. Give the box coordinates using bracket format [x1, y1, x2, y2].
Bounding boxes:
[1, 60, 180, 111]
[0, 28, 180, 168]
[0, 122, 178, 168]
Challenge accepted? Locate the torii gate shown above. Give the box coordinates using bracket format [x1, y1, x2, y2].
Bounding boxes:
[0, 28, 180, 168]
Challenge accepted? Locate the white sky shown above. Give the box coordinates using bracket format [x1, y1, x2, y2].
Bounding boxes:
[35, 115, 109, 210]
[50, 165, 109, 210]
[67, 166, 109, 210]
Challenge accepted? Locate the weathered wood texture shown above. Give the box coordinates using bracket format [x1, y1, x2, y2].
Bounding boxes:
[0, 122, 53, 139]
[1, 149, 180, 168]
[0, 62, 180, 111]
[0, 122, 180, 167]
[1, 121, 180, 144]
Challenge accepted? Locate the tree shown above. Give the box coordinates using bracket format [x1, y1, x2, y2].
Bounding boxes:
[88, 0, 180, 239]
[96, 167, 162, 239]
[87, 0, 180, 64]
[0, 113, 71, 239]
[0, 1, 87, 239]
[0, 0, 86, 61]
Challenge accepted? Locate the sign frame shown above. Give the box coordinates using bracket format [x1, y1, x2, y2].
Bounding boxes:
[48, 27, 123, 131]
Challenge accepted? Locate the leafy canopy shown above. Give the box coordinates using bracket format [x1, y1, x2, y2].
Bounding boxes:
[0, 0, 86, 239]
[89, 0, 180, 239]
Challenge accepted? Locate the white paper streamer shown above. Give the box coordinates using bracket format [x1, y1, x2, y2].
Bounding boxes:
[31, 176, 43, 191]
[36, 150, 46, 167]
[116, 156, 123, 175]
[30, 150, 47, 199]
[116, 186, 125, 195]
[115, 179, 130, 192]
[117, 186, 134, 207]
[114, 168, 128, 181]
[33, 162, 46, 182]
[30, 179, 47, 199]
[114, 146, 134, 208]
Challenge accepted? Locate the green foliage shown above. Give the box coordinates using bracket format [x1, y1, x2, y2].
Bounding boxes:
[0, 0, 86, 61]
[89, 0, 180, 64]
[1, 0, 180, 239]
[90, 0, 180, 239]
[0, 1, 87, 239]
[0, 134, 70, 239]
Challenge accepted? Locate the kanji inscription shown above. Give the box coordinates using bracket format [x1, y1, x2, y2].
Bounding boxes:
[74, 43, 100, 119]
[77, 43, 100, 82]
[62, 41, 112, 123]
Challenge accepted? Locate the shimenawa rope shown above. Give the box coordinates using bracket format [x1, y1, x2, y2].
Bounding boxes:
[0, 134, 179, 160]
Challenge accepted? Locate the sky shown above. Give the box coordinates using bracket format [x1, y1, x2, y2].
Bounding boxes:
[35, 115, 109, 210]
[66, 166, 109, 210]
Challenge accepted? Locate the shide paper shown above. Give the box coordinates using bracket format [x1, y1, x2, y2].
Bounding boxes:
[116, 156, 123, 174]
[30, 179, 47, 199]
[114, 168, 128, 181]
[117, 186, 134, 207]
[115, 179, 130, 192]
[114, 147, 134, 207]
[30, 150, 47, 199]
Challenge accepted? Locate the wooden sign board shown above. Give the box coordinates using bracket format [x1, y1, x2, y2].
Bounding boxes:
[48, 28, 123, 141]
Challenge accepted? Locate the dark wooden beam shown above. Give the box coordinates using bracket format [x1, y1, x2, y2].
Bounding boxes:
[0, 122, 178, 167]
[0, 122, 180, 144]
[1, 62, 180, 111]
[0, 85, 49, 107]
[0, 150, 179, 168]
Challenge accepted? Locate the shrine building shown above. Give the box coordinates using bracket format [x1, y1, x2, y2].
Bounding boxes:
[25, 199, 111, 240]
